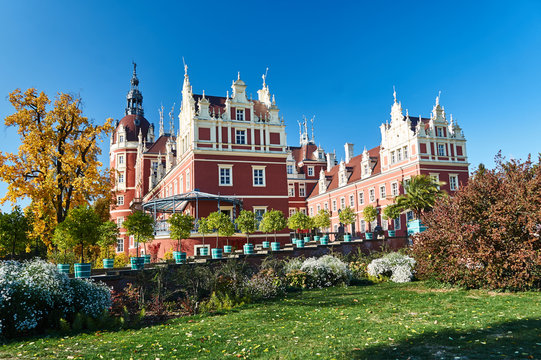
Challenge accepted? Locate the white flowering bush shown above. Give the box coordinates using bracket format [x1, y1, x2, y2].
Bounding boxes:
[285, 255, 351, 288]
[0, 259, 111, 337]
[367, 252, 416, 283]
[246, 269, 285, 300]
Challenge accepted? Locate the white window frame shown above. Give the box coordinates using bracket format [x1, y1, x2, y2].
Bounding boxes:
[289, 208, 296, 217]
[397, 148, 402, 162]
[380, 185, 386, 199]
[236, 108, 244, 121]
[360, 219, 366, 233]
[307, 166, 314, 177]
[309, 207, 314, 216]
[116, 238, 124, 253]
[358, 191, 364, 205]
[118, 134, 124, 143]
[369, 188, 375, 203]
[236, 129, 246, 144]
[394, 217, 401, 230]
[437, 144, 446, 156]
[253, 206, 267, 226]
[186, 169, 191, 190]
[316, 204, 321, 212]
[117, 154, 125, 167]
[287, 164, 294, 174]
[403, 146, 408, 159]
[118, 172, 125, 184]
[117, 195, 124, 206]
[219, 165, 233, 186]
[300, 208, 307, 215]
[288, 184, 295, 197]
[391, 182, 399, 196]
[449, 174, 459, 191]
[340, 197, 345, 209]
[299, 184, 306, 197]
[430, 173, 440, 189]
[332, 199, 337, 212]
[349, 194, 354, 207]
[117, 216, 124, 228]
[324, 202, 329, 211]
[252, 166, 266, 187]
[179, 175, 184, 193]
[391, 151, 395, 164]
[437, 127, 443, 137]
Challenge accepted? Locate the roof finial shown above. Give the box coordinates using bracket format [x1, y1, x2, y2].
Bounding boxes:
[393, 85, 397, 103]
[169, 103, 175, 135]
[182, 57, 188, 76]
[436, 90, 441, 106]
[158, 104, 165, 137]
[237, 71, 241, 80]
[132, 61, 137, 76]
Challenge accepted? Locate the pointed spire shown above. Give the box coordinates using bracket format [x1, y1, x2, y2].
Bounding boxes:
[436, 90, 441, 106]
[238, 71, 241, 80]
[169, 103, 175, 135]
[393, 85, 397, 103]
[158, 104, 165, 137]
[126, 62, 144, 116]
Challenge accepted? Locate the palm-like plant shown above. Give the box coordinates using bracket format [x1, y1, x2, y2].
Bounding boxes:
[395, 175, 445, 219]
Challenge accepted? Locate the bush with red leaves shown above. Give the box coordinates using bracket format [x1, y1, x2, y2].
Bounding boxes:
[413, 153, 541, 290]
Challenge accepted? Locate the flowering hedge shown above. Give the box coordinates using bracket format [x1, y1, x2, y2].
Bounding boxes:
[285, 255, 351, 289]
[367, 252, 416, 283]
[0, 259, 111, 337]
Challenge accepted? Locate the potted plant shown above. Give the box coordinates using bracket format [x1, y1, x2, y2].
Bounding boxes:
[313, 209, 331, 245]
[382, 204, 402, 237]
[235, 210, 258, 255]
[362, 205, 378, 240]
[197, 217, 211, 255]
[287, 211, 311, 248]
[168, 212, 194, 264]
[59, 205, 101, 278]
[259, 209, 286, 251]
[338, 206, 356, 242]
[97, 221, 119, 269]
[207, 211, 235, 258]
[123, 210, 155, 269]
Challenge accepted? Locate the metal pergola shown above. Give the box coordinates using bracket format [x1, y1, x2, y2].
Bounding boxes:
[141, 190, 243, 220]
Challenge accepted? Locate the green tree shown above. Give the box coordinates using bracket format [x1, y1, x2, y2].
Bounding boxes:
[382, 204, 402, 224]
[97, 221, 119, 259]
[168, 212, 194, 252]
[235, 210, 258, 244]
[0, 206, 30, 258]
[362, 205, 378, 232]
[395, 175, 444, 219]
[287, 211, 313, 239]
[207, 211, 235, 247]
[338, 206, 356, 235]
[259, 210, 287, 242]
[197, 217, 211, 245]
[54, 205, 101, 263]
[312, 209, 331, 234]
[123, 211, 155, 257]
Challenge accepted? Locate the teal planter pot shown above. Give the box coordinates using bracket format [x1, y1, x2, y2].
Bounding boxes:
[314, 235, 320, 242]
[199, 247, 209, 256]
[211, 248, 223, 259]
[304, 236, 310, 242]
[388, 230, 396, 237]
[271, 242, 280, 251]
[323, 235, 329, 241]
[173, 251, 186, 264]
[262, 241, 270, 249]
[223, 245, 232, 254]
[296, 239, 305, 248]
[57, 263, 70, 275]
[365, 232, 373, 240]
[103, 258, 114, 269]
[320, 237, 328, 245]
[130, 257, 144, 270]
[143, 254, 151, 264]
[243, 243, 254, 254]
[74, 263, 91, 278]
[343, 234, 352, 242]
[407, 220, 427, 235]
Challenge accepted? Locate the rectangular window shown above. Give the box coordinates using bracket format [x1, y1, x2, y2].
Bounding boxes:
[236, 130, 246, 144]
[308, 166, 314, 176]
[236, 109, 244, 121]
[438, 144, 446, 156]
[299, 184, 305, 197]
[253, 168, 265, 186]
[288, 184, 295, 197]
[349, 194, 354, 207]
[397, 148, 402, 162]
[287, 164, 294, 174]
[117, 154, 124, 166]
[324, 202, 328, 211]
[118, 134, 124, 143]
[309, 207, 313, 216]
[300, 208, 307, 215]
[360, 220, 366, 233]
[289, 208, 296, 217]
[363, 164, 369, 175]
[449, 175, 458, 191]
[406, 211, 414, 222]
[117, 217, 124, 228]
[380, 185, 386, 199]
[179, 175, 184, 193]
[317, 204, 321, 212]
[186, 170, 191, 190]
[403, 178, 410, 194]
[391, 151, 395, 164]
[403, 146, 408, 159]
[118, 173, 124, 184]
[332, 200, 337, 212]
[382, 219, 388, 231]
[116, 238, 124, 252]
[391, 182, 399, 196]
[394, 217, 401, 230]
[173, 180, 177, 194]
[369, 188, 375, 202]
[340, 197, 345, 209]
[437, 127, 443, 137]
[117, 195, 124, 206]
[358, 191, 364, 205]
[254, 208, 266, 226]
[219, 167, 232, 186]
[168, 184, 172, 197]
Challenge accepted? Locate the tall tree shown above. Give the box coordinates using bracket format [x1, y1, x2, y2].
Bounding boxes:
[287, 211, 313, 239]
[168, 213, 194, 252]
[0, 89, 114, 247]
[338, 206, 356, 235]
[362, 205, 378, 232]
[207, 211, 235, 247]
[312, 209, 331, 234]
[259, 210, 287, 242]
[123, 211, 155, 257]
[235, 210, 258, 244]
[0, 206, 30, 258]
[97, 221, 120, 259]
[395, 175, 445, 219]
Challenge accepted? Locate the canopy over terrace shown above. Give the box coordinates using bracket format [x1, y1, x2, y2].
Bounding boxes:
[141, 190, 243, 220]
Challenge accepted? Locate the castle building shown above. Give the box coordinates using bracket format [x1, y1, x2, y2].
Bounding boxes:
[110, 66, 468, 257]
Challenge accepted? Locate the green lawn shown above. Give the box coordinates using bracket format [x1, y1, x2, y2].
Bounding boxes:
[2, 282, 541, 359]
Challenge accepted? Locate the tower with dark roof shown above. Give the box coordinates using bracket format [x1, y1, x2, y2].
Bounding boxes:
[126, 62, 144, 116]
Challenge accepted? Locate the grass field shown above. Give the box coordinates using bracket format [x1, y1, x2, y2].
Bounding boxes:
[2, 281, 541, 359]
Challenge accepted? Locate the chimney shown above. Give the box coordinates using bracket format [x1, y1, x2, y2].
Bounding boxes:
[344, 143, 354, 163]
[326, 152, 336, 172]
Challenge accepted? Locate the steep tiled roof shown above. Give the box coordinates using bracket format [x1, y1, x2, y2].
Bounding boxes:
[146, 135, 174, 154]
[114, 114, 150, 142]
[307, 146, 380, 198]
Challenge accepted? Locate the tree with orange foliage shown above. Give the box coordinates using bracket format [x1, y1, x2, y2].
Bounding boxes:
[0, 88, 114, 249]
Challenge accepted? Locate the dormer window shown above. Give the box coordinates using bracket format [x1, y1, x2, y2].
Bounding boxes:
[437, 127, 444, 137]
[287, 165, 294, 174]
[363, 164, 369, 176]
[236, 109, 244, 121]
[308, 167, 314, 177]
[119, 134, 124, 143]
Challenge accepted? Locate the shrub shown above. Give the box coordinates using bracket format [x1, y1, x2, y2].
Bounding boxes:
[367, 252, 416, 283]
[413, 154, 541, 290]
[114, 253, 129, 268]
[284, 257, 303, 274]
[300, 255, 351, 288]
[0, 259, 111, 337]
[246, 269, 285, 300]
[285, 270, 308, 289]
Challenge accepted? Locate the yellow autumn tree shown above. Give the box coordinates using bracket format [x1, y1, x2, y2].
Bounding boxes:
[0, 88, 114, 249]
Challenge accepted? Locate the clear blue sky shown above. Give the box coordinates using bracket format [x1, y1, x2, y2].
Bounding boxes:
[1, 1, 540, 210]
